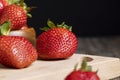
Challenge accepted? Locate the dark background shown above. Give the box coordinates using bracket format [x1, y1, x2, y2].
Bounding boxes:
[25, 0, 120, 37]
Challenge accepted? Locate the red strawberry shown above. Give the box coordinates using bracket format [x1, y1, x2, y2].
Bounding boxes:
[0, 21, 38, 69]
[65, 59, 100, 80]
[36, 20, 78, 59]
[20, 24, 28, 30]
[0, 0, 20, 15]
[0, 4, 27, 30]
[0, 36, 38, 69]
[0, 0, 8, 14]
[0, 0, 9, 6]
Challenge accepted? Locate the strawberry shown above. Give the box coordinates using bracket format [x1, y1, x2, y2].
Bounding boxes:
[0, 0, 20, 15]
[36, 20, 78, 59]
[0, 21, 38, 69]
[0, 0, 4, 13]
[0, 0, 8, 14]
[0, 0, 32, 30]
[0, 36, 38, 69]
[0, 4, 27, 30]
[20, 24, 28, 30]
[65, 59, 100, 80]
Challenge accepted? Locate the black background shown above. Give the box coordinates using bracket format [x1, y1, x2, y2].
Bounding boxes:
[25, 0, 120, 37]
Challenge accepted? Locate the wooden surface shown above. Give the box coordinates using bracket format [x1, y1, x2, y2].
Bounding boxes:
[76, 36, 120, 58]
[0, 54, 120, 80]
[76, 36, 120, 80]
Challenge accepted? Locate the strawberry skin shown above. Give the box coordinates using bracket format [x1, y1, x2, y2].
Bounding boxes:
[65, 71, 100, 80]
[0, 4, 27, 30]
[20, 24, 28, 30]
[65, 71, 86, 80]
[0, 36, 38, 69]
[65, 59, 100, 80]
[36, 28, 78, 59]
[0, 0, 4, 14]
[0, 0, 8, 15]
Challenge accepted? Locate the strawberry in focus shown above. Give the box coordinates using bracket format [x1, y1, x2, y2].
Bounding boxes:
[0, 36, 38, 69]
[36, 20, 78, 59]
[65, 59, 100, 80]
[0, 21, 38, 69]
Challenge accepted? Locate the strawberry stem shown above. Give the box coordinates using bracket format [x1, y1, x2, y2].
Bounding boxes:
[80, 59, 87, 71]
[80, 58, 92, 71]
[0, 20, 11, 36]
[47, 19, 56, 28]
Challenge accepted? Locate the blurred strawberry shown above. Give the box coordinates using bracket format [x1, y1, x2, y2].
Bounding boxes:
[65, 59, 100, 80]
[36, 20, 78, 59]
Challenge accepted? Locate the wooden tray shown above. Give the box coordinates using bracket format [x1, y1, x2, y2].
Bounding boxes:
[0, 53, 120, 80]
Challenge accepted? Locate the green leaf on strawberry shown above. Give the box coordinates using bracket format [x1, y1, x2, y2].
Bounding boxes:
[80, 59, 92, 71]
[47, 19, 56, 28]
[7, 0, 20, 5]
[40, 19, 72, 31]
[0, 20, 11, 35]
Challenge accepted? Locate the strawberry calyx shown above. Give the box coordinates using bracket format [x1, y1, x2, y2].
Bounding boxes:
[15, 0, 32, 18]
[74, 58, 92, 72]
[7, 0, 20, 5]
[0, 20, 11, 36]
[80, 59, 92, 71]
[40, 19, 72, 31]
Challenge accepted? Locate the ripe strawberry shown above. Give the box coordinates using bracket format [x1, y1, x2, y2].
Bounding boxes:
[65, 59, 100, 80]
[20, 24, 28, 30]
[0, 36, 38, 69]
[0, 0, 9, 6]
[0, 4, 27, 30]
[36, 20, 78, 59]
[0, 21, 38, 69]
[0, 0, 20, 15]
[0, 0, 8, 14]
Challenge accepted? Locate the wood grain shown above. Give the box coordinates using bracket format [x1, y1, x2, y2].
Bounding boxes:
[76, 36, 120, 58]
